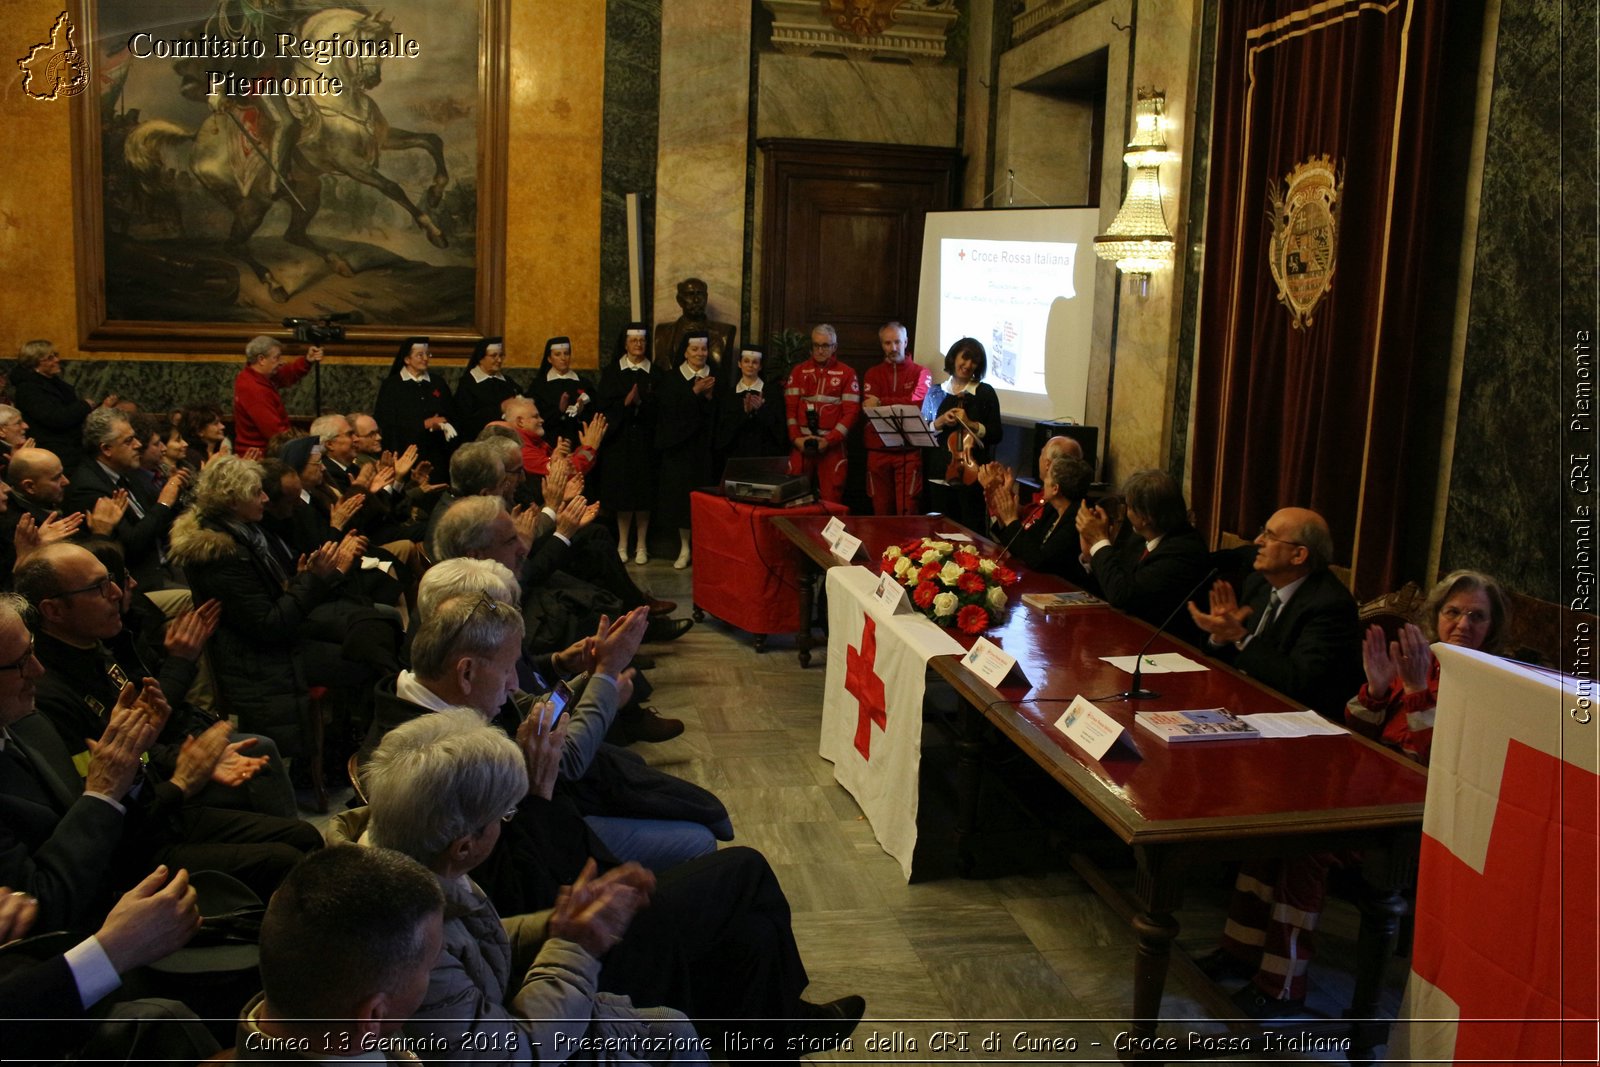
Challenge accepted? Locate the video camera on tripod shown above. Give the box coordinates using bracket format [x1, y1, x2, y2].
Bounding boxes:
[281, 313, 352, 346]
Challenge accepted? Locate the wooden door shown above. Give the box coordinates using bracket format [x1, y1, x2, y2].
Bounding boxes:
[758, 138, 958, 511]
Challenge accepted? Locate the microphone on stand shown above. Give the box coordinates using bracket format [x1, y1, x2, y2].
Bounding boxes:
[1108, 567, 1218, 702]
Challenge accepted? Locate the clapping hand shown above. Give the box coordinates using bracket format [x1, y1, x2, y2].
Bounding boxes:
[548, 859, 651, 959]
[579, 414, 607, 451]
[329, 492, 366, 531]
[13, 510, 84, 564]
[1186, 580, 1254, 644]
[88, 490, 130, 535]
[210, 736, 269, 788]
[163, 599, 222, 663]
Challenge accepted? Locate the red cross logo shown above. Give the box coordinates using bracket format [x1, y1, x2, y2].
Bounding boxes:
[1411, 739, 1597, 1063]
[845, 616, 887, 760]
[958, 249, 966, 260]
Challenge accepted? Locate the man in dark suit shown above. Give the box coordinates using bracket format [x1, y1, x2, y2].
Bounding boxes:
[63, 410, 187, 590]
[0, 591, 158, 930]
[1187, 506, 1362, 718]
[1077, 468, 1211, 646]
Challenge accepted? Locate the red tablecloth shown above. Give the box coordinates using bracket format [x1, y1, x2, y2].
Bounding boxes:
[690, 491, 846, 635]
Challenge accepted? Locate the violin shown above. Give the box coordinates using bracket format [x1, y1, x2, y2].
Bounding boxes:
[943, 411, 981, 485]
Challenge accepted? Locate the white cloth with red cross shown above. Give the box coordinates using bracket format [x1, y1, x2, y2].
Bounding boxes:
[819, 566, 963, 880]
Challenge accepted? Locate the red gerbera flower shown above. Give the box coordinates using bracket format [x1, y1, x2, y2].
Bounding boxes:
[917, 562, 941, 583]
[957, 572, 986, 595]
[995, 566, 1018, 585]
[954, 552, 981, 571]
[957, 604, 990, 634]
[913, 582, 939, 608]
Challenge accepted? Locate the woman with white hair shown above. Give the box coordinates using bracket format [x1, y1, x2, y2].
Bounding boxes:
[349, 709, 705, 1065]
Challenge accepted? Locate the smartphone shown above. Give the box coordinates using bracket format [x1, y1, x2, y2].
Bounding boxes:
[543, 680, 574, 726]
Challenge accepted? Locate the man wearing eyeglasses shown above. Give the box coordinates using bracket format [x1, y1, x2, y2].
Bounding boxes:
[1187, 506, 1362, 719]
[783, 324, 860, 505]
[10, 544, 323, 907]
[63, 410, 188, 591]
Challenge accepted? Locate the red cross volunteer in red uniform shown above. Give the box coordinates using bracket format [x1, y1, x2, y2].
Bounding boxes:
[784, 324, 860, 504]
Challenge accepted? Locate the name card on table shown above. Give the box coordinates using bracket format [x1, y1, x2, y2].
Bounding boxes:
[961, 637, 1029, 688]
[1053, 695, 1138, 762]
[830, 531, 863, 562]
[820, 516, 847, 546]
[874, 573, 911, 614]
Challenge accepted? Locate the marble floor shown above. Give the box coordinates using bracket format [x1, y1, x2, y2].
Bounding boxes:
[313, 556, 1408, 1062]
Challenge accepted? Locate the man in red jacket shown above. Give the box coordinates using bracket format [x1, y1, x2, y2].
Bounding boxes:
[784, 324, 859, 504]
[232, 336, 323, 453]
[861, 321, 930, 514]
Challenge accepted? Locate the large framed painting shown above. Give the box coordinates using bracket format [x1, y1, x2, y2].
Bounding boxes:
[69, 0, 508, 354]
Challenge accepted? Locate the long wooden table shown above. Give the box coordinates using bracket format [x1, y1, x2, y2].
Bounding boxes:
[771, 514, 1428, 1057]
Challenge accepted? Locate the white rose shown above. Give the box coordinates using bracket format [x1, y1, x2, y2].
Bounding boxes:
[986, 585, 1007, 610]
[893, 556, 913, 577]
[930, 541, 954, 554]
[978, 559, 997, 575]
[920, 549, 942, 565]
[883, 545, 901, 561]
[939, 561, 964, 584]
[933, 592, 958, 617]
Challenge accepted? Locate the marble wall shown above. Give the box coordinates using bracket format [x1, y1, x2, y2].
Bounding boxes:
[652, 0, 752, 345]
[600, 0, 664, 356]
[1438, 0, 1574, 603]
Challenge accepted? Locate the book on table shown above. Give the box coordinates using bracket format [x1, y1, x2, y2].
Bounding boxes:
[1021, 590, 1104, 611]
[1135, 708, 1261, 742]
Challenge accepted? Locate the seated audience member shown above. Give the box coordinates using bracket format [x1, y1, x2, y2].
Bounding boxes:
[374, 337, 459, 472]
[989, 454, 1095, 584]
[432, 494, 690, 663]
[503, 395, 605, 487]
[178, 405, 227, 473]
[77, 537, 295, 818]
[0, 404, 29, 466]
[353, 710, 707, 1065]
[1202, 568, 1505, 1018]
[347, 412, 384, 467]
[361, 577, 715, 870]
[215, 845, 446, 1064]
[1187, 507, 1363, 718]
[11, 340, 112, 472]
[64, 408, 187, 591]
[166, 455, 370, 759]
[0, 447, 91, 580]
[0, 866, 206, 1063]
[1077, 469, 1209, 643]
[0, 592, 306, 931]
[860, 322, 931, 516]
[232, 335, 322, 455]
[341, 714, 860, 1056]
[14, 545, 320, 897]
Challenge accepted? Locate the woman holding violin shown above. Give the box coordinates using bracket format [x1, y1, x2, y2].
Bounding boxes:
[927, 337, 1002, 530]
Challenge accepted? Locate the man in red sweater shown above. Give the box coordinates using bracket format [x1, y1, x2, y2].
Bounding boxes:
[861, 321, 930, 515]
[232, 335, 323, 452]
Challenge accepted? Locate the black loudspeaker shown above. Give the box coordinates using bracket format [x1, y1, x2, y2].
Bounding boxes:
[1031, 421, 1099, 478]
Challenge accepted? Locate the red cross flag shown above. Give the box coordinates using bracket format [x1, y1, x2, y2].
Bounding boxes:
[1397, 645, 1598, 1064]
[820, 566, 963, 880]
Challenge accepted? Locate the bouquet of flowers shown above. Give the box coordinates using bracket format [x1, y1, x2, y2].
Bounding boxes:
[880, 537, 1019, 634]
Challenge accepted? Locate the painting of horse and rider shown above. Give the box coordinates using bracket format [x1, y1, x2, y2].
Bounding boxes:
[81, 0, 494, 333]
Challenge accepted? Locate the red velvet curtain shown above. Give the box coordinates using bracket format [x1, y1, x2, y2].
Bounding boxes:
[1192, 0, 1464, 598]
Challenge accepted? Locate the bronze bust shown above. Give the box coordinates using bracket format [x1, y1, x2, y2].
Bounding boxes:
[654, 277, 737, 374]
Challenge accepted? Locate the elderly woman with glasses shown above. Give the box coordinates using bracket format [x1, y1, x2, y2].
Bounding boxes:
[349, 708, 705, 1065]
[1345, 569, 1511, 765]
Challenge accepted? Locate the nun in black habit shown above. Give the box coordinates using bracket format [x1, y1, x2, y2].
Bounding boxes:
[527, 336, 596, 450]
[597, 321, 661, 564]
[455, 335, 521, 441]
[654, 330, 717, 570]
[372, 336, 460, 472]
